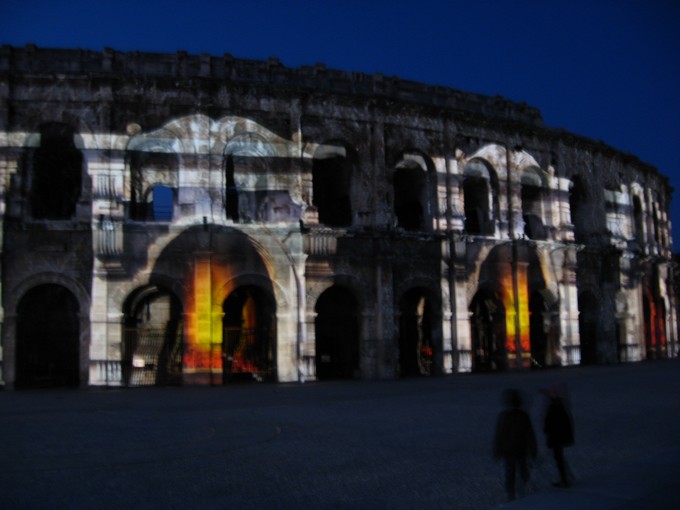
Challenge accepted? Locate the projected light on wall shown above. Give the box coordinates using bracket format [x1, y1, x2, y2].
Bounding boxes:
[145, 225, 277, 384]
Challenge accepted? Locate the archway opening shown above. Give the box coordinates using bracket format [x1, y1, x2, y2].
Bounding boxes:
[476, 242, 548, 369]
[394, 160, 426, 231]
[643, 291, 667, 360]
[578, 291, 599, 365]
[31, 123, 83, 219]
[123, 287, 183, 386]
[399, 288, 435, 377]
[463, 159, 498, 236]
[222, 286, 276, 382]
[315, 286, 359, 380]
[16, 284, 80, 388]
[529, 290, 547, 367]
[312, 150, 352, 227]
[469, 289, 506, 371]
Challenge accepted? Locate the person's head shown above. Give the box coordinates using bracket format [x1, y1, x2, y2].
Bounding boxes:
[502, 388, 522, 409]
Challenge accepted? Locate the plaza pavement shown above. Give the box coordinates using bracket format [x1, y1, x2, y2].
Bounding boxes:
[1, 359, 679, 510]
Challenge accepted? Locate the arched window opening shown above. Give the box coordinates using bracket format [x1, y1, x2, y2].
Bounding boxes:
[464, 175, 489, 235]
[394, 156, 428, 231]
[31, 123, 82, 219]
[225, 154, 240, 222]
[16, 284, 80, 388]
[633, 195, 644, 247]
[312, 152, 352, 227]
[569, 176, 588, 243]
[521, 170, 546, 240]
[123, 288, 183, 386]
[222, 286, 276, 382]
[463, 160, 496, 236]
[129, 150, 178, 221]
[315, 286, 359, 380]
[399, 289, 435, 377]
[652, 204, 661, 248]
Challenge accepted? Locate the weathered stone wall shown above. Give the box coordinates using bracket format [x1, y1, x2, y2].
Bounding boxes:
[0, 46, 675, 388]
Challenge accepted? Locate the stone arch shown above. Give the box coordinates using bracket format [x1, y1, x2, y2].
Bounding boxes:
[311, 140, 357, 227]
[521, 166, 549, 240]
[223, 132, 274, 223]
[222, 284, 277, 382]
[15, 284, 80, 388]
[314, 284, 360, 380]
[469, 284, 506, 371]
[121, 284, 184, 386]
[463, 158, 500, 236]
[392, 149, 436, 232]
[126, 135, 180, 221]
[397, 284, 442, 377]
[214, 116, 294, 156]
[147, 224, 279, 384]
[306, 273, 369, 379]
[467, 144, 508, 180]
[474, 241, 549, 369]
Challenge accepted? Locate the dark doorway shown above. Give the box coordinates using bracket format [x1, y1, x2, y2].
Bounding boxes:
[529, 290, 547, 367]
[222, 286, 276, 382]
[16, 284, 80, 388]
[315, 286, 359, 379]
[469, 290, 506, 371]
[578, 291, 599, 365]
[642, 292, 666, 360]
[399, 289, 435, 377]
[123, 288, 183, 386]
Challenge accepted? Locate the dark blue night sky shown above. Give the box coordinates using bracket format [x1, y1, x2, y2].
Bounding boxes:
[2, 0, 679, 247]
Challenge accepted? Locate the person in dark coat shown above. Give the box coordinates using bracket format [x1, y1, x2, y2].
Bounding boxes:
[493, 389, 537, 501]
[542, 385, 574, 488]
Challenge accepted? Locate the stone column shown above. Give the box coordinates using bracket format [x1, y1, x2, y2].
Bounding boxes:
[561, 246, 581, 366]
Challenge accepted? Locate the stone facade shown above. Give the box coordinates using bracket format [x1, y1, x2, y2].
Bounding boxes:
[0, 45, 676, 389]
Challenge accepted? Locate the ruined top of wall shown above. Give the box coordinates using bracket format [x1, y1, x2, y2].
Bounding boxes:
[0, 45, 543, 127]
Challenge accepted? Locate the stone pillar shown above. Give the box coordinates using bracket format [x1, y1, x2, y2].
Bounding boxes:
[559, 245, 581, 366]
[301, 311, 317, 381]
[2, 314, 16, 389]
[89, 272, 124, 386]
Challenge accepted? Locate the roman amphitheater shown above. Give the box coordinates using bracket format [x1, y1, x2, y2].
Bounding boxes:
[0, 45, 676, 389]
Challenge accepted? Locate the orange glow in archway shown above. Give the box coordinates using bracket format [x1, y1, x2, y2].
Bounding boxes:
[497, 260, 531, 356]
[485, 243, 534, 369]
[148, 225, 276, 383]
[183, 255, 238, 372]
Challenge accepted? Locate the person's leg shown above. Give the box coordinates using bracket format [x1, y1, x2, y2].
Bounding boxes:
[553, 446, 569, 487]
[518, 457, 530, 495]
[504, 458, 517, 500]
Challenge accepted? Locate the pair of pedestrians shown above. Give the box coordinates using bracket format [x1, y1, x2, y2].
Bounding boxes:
[492, 386, 574, 501]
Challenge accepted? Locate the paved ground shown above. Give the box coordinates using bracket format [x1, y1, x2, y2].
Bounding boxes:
[1, 360, 679, 510]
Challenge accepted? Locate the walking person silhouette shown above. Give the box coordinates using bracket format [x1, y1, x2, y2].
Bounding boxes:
[493, 389, 537, 501]
[542, 384, 574, 488]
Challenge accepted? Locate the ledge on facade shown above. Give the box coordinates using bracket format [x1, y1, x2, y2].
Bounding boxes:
[0, 45, 543, 127]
